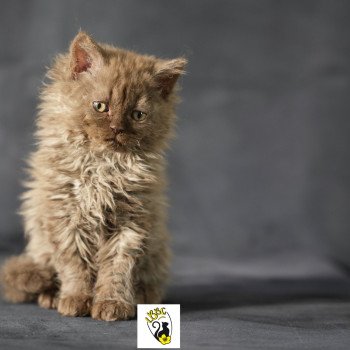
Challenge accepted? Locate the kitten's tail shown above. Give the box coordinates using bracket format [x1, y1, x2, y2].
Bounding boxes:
[0, 255, 56, 303]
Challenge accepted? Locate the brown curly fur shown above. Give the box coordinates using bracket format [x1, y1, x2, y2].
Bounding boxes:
[0, 31, 186, 321]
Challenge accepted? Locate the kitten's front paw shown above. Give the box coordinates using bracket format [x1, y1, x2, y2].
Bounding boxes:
[91, 300, 135, 321]
[57, 295, 92, 317]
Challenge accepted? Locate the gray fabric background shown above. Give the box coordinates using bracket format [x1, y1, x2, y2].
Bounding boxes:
[1, 1, 350, 349]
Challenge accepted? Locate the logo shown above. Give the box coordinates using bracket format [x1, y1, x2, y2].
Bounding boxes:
[137, 304, 180, 348]
[146, 307, 172, 345]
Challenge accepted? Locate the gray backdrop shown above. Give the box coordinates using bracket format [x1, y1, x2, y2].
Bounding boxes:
[1, 1, 350, 349]
[1, 0, 349, 262]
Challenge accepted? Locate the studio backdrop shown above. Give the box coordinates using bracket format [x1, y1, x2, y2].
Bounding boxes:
[0, 0, 350, 266]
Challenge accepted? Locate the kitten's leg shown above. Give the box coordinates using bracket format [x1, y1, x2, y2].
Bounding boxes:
[135, 233, 171, 304]
[12, 186, 59, 306]
[25, 225, 60, 309]
[91, 227, 145, 321]
[55, 249, 94, 317]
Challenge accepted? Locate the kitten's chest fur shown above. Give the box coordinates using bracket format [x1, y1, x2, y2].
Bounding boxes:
[37, 147, 163, 270]
[66, 150, 159, 231]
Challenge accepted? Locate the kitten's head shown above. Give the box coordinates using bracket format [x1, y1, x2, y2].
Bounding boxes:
[46, 32, 186, 153]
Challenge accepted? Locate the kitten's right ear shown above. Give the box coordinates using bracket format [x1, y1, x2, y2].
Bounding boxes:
[69, 31, 104, 79]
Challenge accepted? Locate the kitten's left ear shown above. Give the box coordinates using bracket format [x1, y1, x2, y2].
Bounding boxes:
[69, 31, 105, 79]
[154, 58, 187, 98]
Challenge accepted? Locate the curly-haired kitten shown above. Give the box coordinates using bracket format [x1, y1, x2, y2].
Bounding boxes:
[0, 32, 186, 321]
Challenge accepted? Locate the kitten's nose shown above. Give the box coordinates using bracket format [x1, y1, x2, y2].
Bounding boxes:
[110, 124, 124, 133]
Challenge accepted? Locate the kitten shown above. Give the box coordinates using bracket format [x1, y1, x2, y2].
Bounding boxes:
[0, 31, 186, 321]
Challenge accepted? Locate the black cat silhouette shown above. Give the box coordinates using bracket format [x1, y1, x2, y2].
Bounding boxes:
[153, 321, 170, 340]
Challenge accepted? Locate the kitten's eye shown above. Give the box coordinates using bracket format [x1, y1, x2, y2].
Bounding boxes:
[131, 110, 147, 121]
[93, 101, 109, 113]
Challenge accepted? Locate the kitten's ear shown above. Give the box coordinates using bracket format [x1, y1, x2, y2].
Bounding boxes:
[69, 31, 104, 79]
[154, 58, 187, 98]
